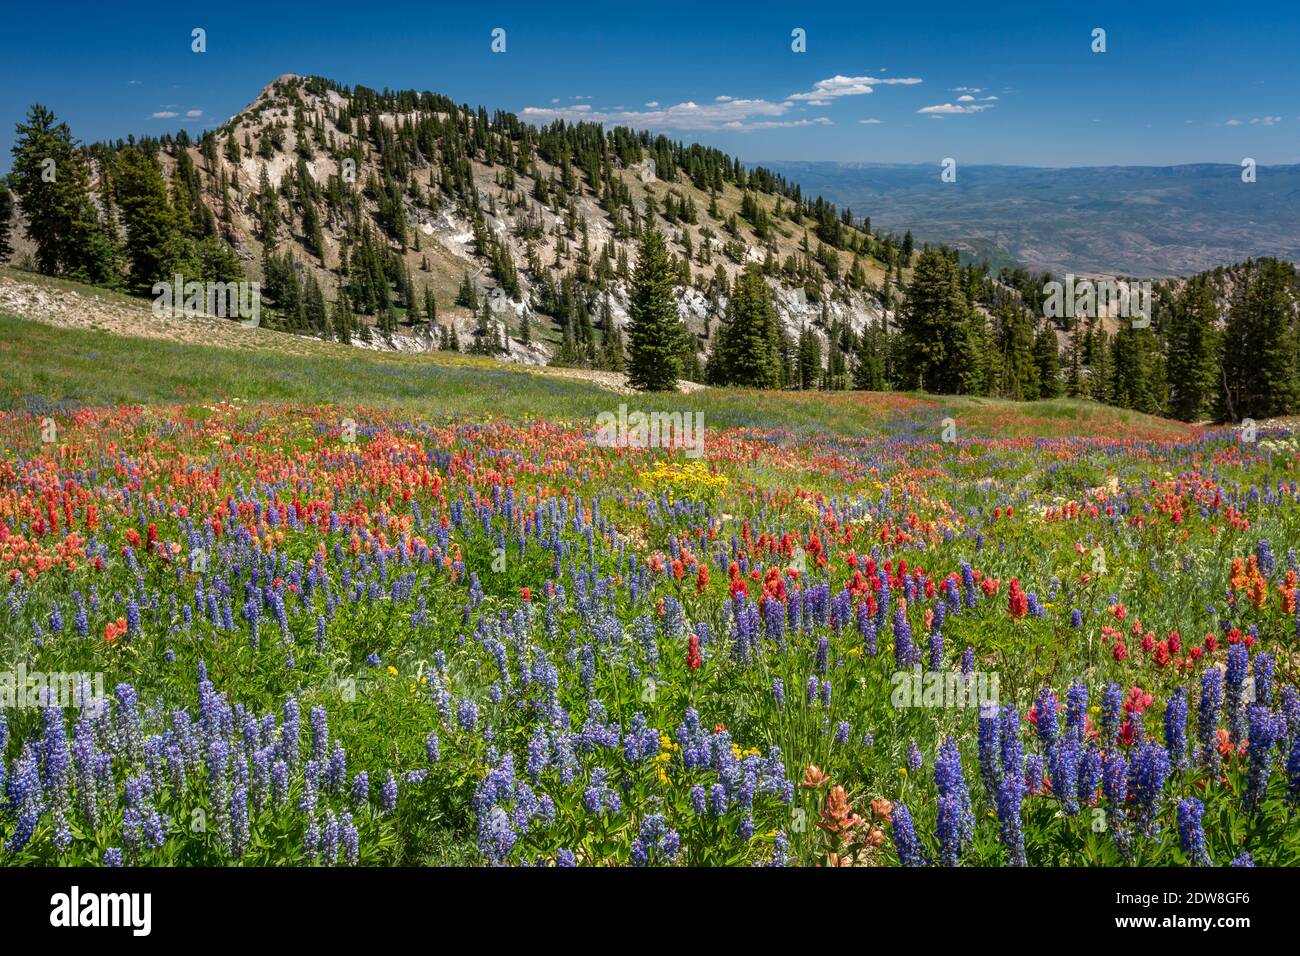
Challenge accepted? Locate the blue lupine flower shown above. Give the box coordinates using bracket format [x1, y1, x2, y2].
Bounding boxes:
[995, 771, 1026, 867]
[891, 803, 927, 866]
[1253, 652, 1276, 708]
[629, 813, 679, 866]
[1164, 686, 1189, 770]
[934, 738, 974, 865]
[1129, 743, 1171, 838]
[1225, 644, 1249, 744]
[1198, 669, 1223, 768]
[1177, 798, 1211, 866]
[977, 706, 1000, 801]
[907, 740, 923, 772]
[1101, 681, 1123, 751]
[1243, 705, 1278, 812]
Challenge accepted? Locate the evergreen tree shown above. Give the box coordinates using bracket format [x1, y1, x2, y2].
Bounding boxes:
[1166, 277, 1220, 421]
[332, 283, 353, 344]
[626, 227, 684, 391]
[1219, 258, 1298, 421]
[713, 265, 781, 388]
[898, 248, 981, 394]
[455, 271, 477, 309]
[113, 148, 183, 294]
[10, 104, 114, 280]
[1032, 321, 1061, 399]
[797, 323, 822, 389]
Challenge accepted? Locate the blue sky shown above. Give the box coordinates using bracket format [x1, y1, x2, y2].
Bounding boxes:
[2, 0, 1297, 171]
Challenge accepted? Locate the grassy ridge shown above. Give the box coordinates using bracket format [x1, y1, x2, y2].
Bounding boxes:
[0, 310, 1196, 441]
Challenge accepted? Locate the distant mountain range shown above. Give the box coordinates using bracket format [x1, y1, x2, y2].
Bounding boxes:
[762, 161, 1300, 277]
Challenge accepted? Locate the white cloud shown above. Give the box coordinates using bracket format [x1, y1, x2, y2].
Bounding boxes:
[185, 109, 203, 119]
[787, 74, 922, 103]
[859, 118, 882, 124]
[1251, 115, 1282, 126]
[151, 110, 179, 119]
[523, 71, 920, 133]
[1225, 118, 1243, 126]
[957, 94, 975, 102]
[522, 96, 791, 132]
[918, 102, 995, 116]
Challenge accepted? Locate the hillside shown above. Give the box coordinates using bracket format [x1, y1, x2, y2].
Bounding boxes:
[11, 74, 908, 372]
[0, 268, 1197, 443]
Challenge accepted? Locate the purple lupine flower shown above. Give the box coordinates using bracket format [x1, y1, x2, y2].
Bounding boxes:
[1256, 538, 1275, 577]
[994, 770, 1026, 866]
[1164, 686, 1189, 770]
[1177, 798, 1211, 866]
[310, 705, 329, 763]
[1243, 705, 1278, 812]
[630, 813, 679, 866]
[893, 605, 916, 669]
[1253, 652, 1276, 708]
[891, 803, 927, 866]
[999, 704, 1023, 777]
[690, 784, 708, 816]
[1129, 742, 1171, 838]
[1034, 688, 1059, 766]
[934, 738, 974, 865]
[1198, 669, 1223, 768]
[1101, 681, 1123, 751]
[340, 813, 360, 866]
[103, 847, 123, 867]
[977, 706, 1000, 801]
[1076, 746, 1103, 807]
[907, 740, 923, 772]
[5, 744, 41, 852]
[382, 771, 399, 813]
[1024, 754, 1045, 796]
[1225, 644, 1249, 744]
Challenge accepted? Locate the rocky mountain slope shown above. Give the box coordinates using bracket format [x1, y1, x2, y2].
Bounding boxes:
[95, 74, 904, 369]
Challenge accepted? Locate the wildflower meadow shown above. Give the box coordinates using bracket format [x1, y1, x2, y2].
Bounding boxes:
[2, 399, 1298, 869]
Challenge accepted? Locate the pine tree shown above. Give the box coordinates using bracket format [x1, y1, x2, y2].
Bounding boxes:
[332, 283, 353, 344]
[1220, 259, 1299, 420]
[626, 227, 684, 391]
[1166, 277, 1220, 421]
[898, 248, 980, 394]
[113, 148, 183, 294]
[10, 104, 114, 280]
[713, 265, 781, 388]
[1032, 321, 1061, 399]
[456, 271, 477, 309]
[797, 323, 822, 389]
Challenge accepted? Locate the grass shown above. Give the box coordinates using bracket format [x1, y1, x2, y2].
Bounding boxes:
[0, 308, 1198, 442]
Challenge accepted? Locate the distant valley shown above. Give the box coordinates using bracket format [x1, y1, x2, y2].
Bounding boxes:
[762, 161, 1300, 277]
